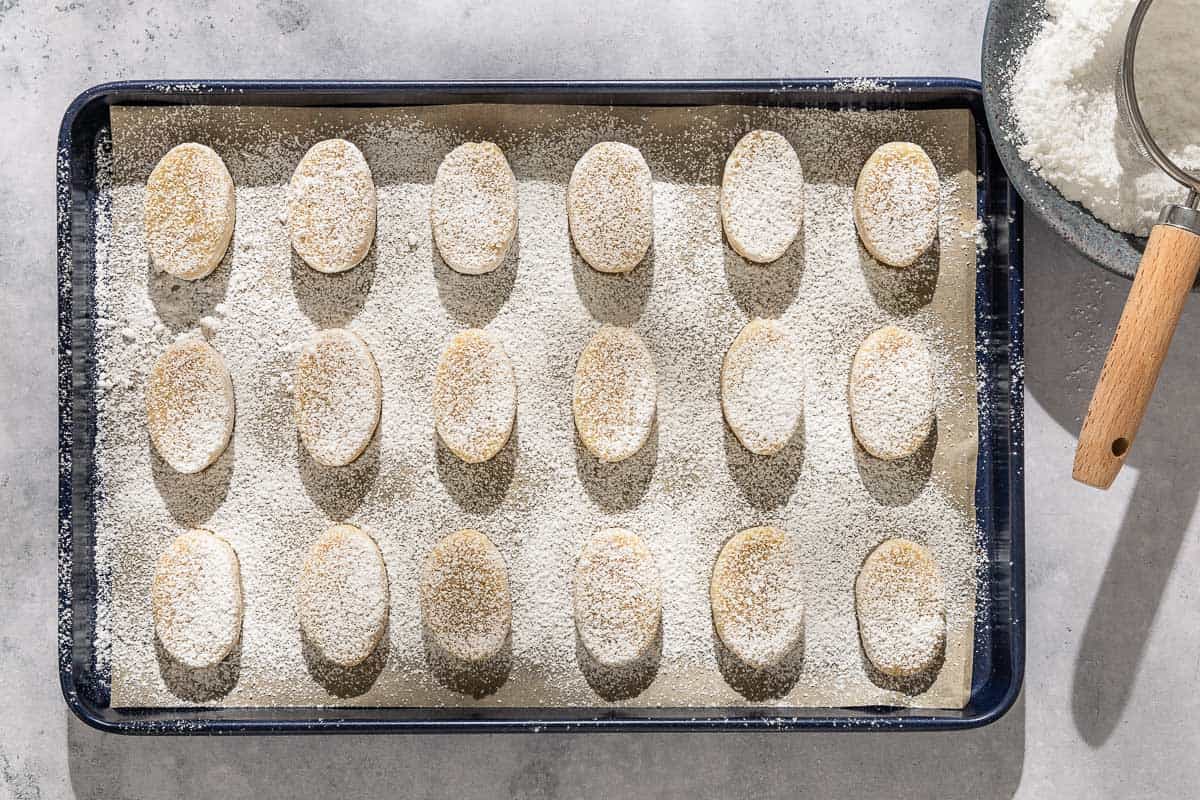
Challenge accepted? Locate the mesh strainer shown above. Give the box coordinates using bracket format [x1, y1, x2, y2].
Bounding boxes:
[1074, 0, 1200, 489]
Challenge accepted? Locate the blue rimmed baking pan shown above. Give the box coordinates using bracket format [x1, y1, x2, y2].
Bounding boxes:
[57, 79, 1023, 734]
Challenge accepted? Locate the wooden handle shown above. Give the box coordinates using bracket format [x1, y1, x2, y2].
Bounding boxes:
[1073, 224, 1200, 488]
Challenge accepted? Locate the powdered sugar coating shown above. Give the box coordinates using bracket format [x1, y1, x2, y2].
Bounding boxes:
[288, 139, 377, 273]
[567, 142, 654, 274]
[849, 325, 935, 461]
[720, 130, 804, 264]
[855, 538, 945, 678]
[144, 143, 235, 280]
[710, 526, 804, 671]
[720, 318, 804, 456]
[430, 142, 518, 275]
[96, 103, 983, 711]
[151, 529, 243, 669]
[853, 141, 939, 268]
[294, 328, 382, 467]
[572, 325, 657, 463]
[420, 529, 511, 665]
[432, 329, 516, 464]
[573, 528, 662, 668]
[145, 337, 235, 474]
[298, 523, 389, 668]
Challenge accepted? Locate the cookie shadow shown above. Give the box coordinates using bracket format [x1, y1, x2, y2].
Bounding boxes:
[722, 233, 804, 319]
[155, 635, 240, 703]
[150, 435, 235, 527]
[858, 236, 940, 316]
[711, 626, 804, 701]
[573, 423, 657, 512]
[296, 424, 381, 521]
[145, 233, 234, 333]
[721, 419, 805, 511]
[859, 634, 945, 697]
[422, 625, 512, 699]
[571, 242, 655, 325]
[852, 420, 938, 507]
[434, 422, 517, 514]
[289, 242, 378, 328]
[301, 624, 389, 699]
[432, 233, 518, 327]
[574, 623, 662, 701]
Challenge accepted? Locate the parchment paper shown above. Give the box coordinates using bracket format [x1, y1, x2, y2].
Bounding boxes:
[98, 102, 980, 710]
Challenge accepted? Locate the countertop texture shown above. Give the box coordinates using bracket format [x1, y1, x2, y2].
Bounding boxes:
[1, 1, 1197, 797]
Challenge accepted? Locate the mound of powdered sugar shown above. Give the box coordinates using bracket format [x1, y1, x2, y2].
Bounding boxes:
[91, 102, 984, 711]
[1011, 0, 1200, 235]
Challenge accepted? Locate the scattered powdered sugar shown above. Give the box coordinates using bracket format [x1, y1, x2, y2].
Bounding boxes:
[1010, 0, 1200, 235]
[93, 102, 983, 710]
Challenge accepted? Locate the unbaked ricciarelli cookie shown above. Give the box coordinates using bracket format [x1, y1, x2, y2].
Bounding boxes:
[573, 528, 662, 668]
[298, 523, 390, 668]
[293, 328, 382, 467]
[419, 529, 511, 664]
[572, 326, 657, 463]
[710, 526, 804, 670]
[146, 337, 235, 474]
[855, 538, 945, 677]
[853, 141, 939, 268]
[288, 139, 377, 273]
[430, 142, 518, 275]
[719, 130, 804, 264]
[151, 529, 243, 669]
[720, 318, 804, 456]
[432, 329, 516, 464]
[848, 325, 935, 461]
[567, 142, 654, 274]
[144, 143, 235, 280]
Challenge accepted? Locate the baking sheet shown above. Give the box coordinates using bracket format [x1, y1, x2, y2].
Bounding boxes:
[98, 102, 980, 709]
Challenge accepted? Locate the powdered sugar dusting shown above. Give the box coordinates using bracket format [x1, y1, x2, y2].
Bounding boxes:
[94, 103, 983, 710]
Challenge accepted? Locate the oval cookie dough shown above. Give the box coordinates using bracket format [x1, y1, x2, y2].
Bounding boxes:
[855, 537, 945, 677]
[849, 325, 935, 461]
[288, 139, 377, 273]
[720, 318, 804, 456]
[151, 529, 243, 669]
[567, 142, 654, 273]
[710, 526, 804, 670]
[572, 326, 657, 463]
[430, 142, 518, 275]
[432, 329, 517, 464]
[853, 141, 939, 268]
[294, 328, 382, 467]
[144, 143, 236, 280]
[573, 528, 662, 668]
[719, 130, 804, 264]
[298, 523, 390, 668]
[146, 337, 235, 474]
[419, 529, 512, 664]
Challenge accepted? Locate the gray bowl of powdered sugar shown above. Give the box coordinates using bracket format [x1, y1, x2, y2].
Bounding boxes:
[982, 0, 1200, 283]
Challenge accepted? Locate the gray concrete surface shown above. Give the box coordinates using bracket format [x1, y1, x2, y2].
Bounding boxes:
[1, 1, 1197, 797]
